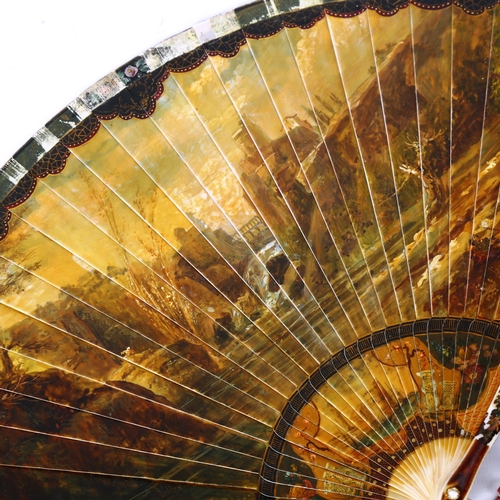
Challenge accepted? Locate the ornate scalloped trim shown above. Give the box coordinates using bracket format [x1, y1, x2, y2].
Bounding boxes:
[282, 8, 326, 29]
[0, 208, 12, 241]
[61, 115, 101, 149]
[0, 118, 99, 242]
[205, 30, 248, 58]
[94, 67, 170, 121]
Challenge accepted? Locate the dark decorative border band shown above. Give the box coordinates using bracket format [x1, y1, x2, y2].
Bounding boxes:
[205, 30, 248, 58]
[258, 317, 500, 499]
[0, 116, 100, 241]
[94, 66, 170, 121]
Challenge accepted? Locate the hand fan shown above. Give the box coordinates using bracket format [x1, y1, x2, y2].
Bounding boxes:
[1, 1, 500, 499]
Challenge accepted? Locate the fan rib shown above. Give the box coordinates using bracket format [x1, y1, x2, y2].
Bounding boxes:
[101, 78, 341, 364]
[0, 343, 270, 449]
[0, 386, 265, 463]
[280, 22, 391, 330]
[367, 11, 419, 321]
[38, 154, 318, 377]
[326, 14, 405, 324]
[0, 221, 298, 396]
[0, 299, 280, 428]
[4, 208, 308, 388]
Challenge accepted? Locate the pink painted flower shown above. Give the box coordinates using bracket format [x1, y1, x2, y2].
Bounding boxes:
[124, 65, 139, 78]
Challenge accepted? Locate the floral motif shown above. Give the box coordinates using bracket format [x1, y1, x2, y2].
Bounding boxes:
[124, 65, 139, 78]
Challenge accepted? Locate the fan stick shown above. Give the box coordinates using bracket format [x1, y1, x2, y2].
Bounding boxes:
[152, 71, 362, 338]
[37, 162, 318, 377]
[0, 423, 260, 486]
[0, 463, 258, 495]
[411, 5, 453, 317]
[0, 248, 290, 405]
[442, 385, 500, 500]
[367, 332, 433, 479]
[277, 374, 430, 490]
[96, 83, 346, 361]
[409, 5, 434, 319]
[0, 345, 269, 452]
[412, 4, 456, 461]
[0, 250, 295, 401]
[0, 214, 301, 393]
[273, 414, 416, 497]
[275, 406, 446, 498]
[170, 57, 383, 339]
[0, 299, 280, 429]
[470, 5, 500, 318]
[286, 338, 428, 474]
[284, 387, 411, 481]
[366, 9, 419, 320]
[366, 10, 443, 474]
[479, 187, 500, 317]
[3, 206, 308, 386]
[448, 8, 494, 318]
[269, 395, 410, 492]
[263, 320, 499, 498]
[281, 372, 412, 480]
[286, 12, 403, 327]
[213, 21, 432, 466]
[328, 11, 415, 322]
[0, 313, 276, 446]
[45, 155, 320, 376]
[242, 28, 383, 332]
[324, 13, 405, 326]
[367, 8, 431, 320]
[464, 7, 499, 318]
[280, 19, 388, 330]
[204, 41, 365, 338]
[0, 386, 264, 465]
[97, 70, 360, 358]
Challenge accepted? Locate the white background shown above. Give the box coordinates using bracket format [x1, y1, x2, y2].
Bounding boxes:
[0, 1, 499, 498]
[0, 0, 245, 165]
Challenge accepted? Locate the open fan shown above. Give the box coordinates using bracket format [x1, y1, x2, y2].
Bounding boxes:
[1, 0, 500, 498]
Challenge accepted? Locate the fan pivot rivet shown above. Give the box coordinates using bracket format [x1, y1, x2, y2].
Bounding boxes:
[444, 487, 460, 500]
